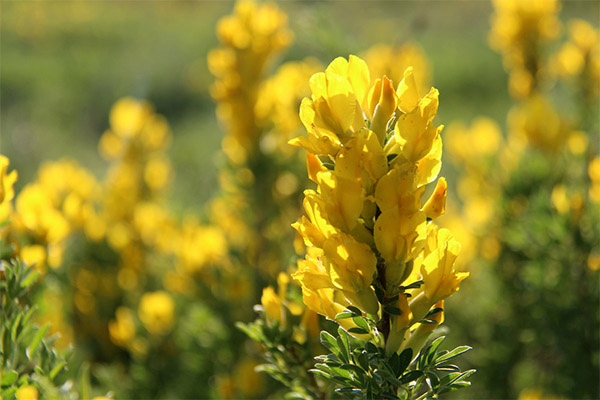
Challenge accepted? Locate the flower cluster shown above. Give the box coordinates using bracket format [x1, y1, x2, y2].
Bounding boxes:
[208, 0, 293, 165]
[290, 55, 468, 353]
[489, 0, 562, 98]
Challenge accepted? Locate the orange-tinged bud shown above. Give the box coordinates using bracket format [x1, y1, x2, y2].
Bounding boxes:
[423, 177, 447, 219]
[370, 76, 398, 143]
[306, 153, 326, 183]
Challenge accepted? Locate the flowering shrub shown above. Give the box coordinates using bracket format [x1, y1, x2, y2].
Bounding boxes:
[1, 0, 597, 398]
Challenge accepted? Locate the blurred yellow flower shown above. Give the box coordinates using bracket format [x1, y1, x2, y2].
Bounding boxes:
[16, 385, 38, 400]
[138, 291, 175, 335]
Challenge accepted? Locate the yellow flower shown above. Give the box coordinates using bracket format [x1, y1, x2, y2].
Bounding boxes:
[423, 178, 447, 220]
[16, 385, 38, 400]
[0, 155, 18, 222]
[361, 43, 431, 96]
[109, 307, 136, 346]
[20, 245, 47, 272]
[489, 0, 561, 98]
[261, 286, 283, 323]
[508, 94, 569, 153]
[138, 291, 175, 335]
[109, 97, 152, 139]
[415, 226, 468, 305]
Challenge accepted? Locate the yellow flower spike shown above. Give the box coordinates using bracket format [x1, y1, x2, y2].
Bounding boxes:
[370, 76, 399, 143]
[423, 177, 447, 220]
[396, 67, 420, 114]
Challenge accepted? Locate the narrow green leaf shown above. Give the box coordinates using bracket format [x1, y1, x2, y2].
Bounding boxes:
[384, 306, 404, 316]
[337, 328, 350, 363]
[320, 331, 339, 354]
[397, 348, 413, 377]
[21, 271, 40, 289]
[346, 306, 362, 316]
[11, 313, 22, 341]
[352, 316, 370, 332]
[401, 280, 423, 290]
[335, 311, 353, 320]
[49, 361, 66, 380]
[340, 364, 364, 375]
[424, 307, 444, 319]
[364, 342, 378, 354]
[26, 324, 50, 359]
[348, 327, 370, 335]
[399, 370, 423, 384]
[435, 346, 472, 364]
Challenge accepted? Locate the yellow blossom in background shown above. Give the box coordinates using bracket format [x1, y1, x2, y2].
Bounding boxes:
[0, 155, 18, 223]
[553, 19, 600, 95]
[109, 306, 136, 347]
[208, 0, 292, 164]
[138, 291, 175, 335]
[589, 157, 600, 203]
[255, 59, 322, 156]
[361, 43, 431, 95]
[16, 385, 39, 400]
[489, 0, 561, 98]
[508, 94, 570, 153]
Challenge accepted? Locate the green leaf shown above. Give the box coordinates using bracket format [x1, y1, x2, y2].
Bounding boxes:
[322, 162, 335, 170]
[399, 370, 423, 384]
[435, 346, 472, 364]
[320, 331, 338, 355]
[352, 316, 370, 332]
[1, 370, 18, 387]
[26, 324, 50, 359]
[348, 327, 370, 335]
[21, 271, 40, 290]
[424, 307, 444, 319]
[49, 361, 66, 380]
[401, 280, 423, 290]
[346, 306, 362, 316]
[10, 313, 22, 341]
[364, 342, 378, 354]
[426, 336, 446, 364]
[384, 306, 404, 316]
[397, 348, 413, 377]
[335, 311, 354, 320]
[340, 364, 364, 375]
[337, 328, 350, 363]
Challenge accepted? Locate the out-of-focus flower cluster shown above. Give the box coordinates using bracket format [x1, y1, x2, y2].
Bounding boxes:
[489, 0, 562, 98]
[443, 1, 599, 398]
